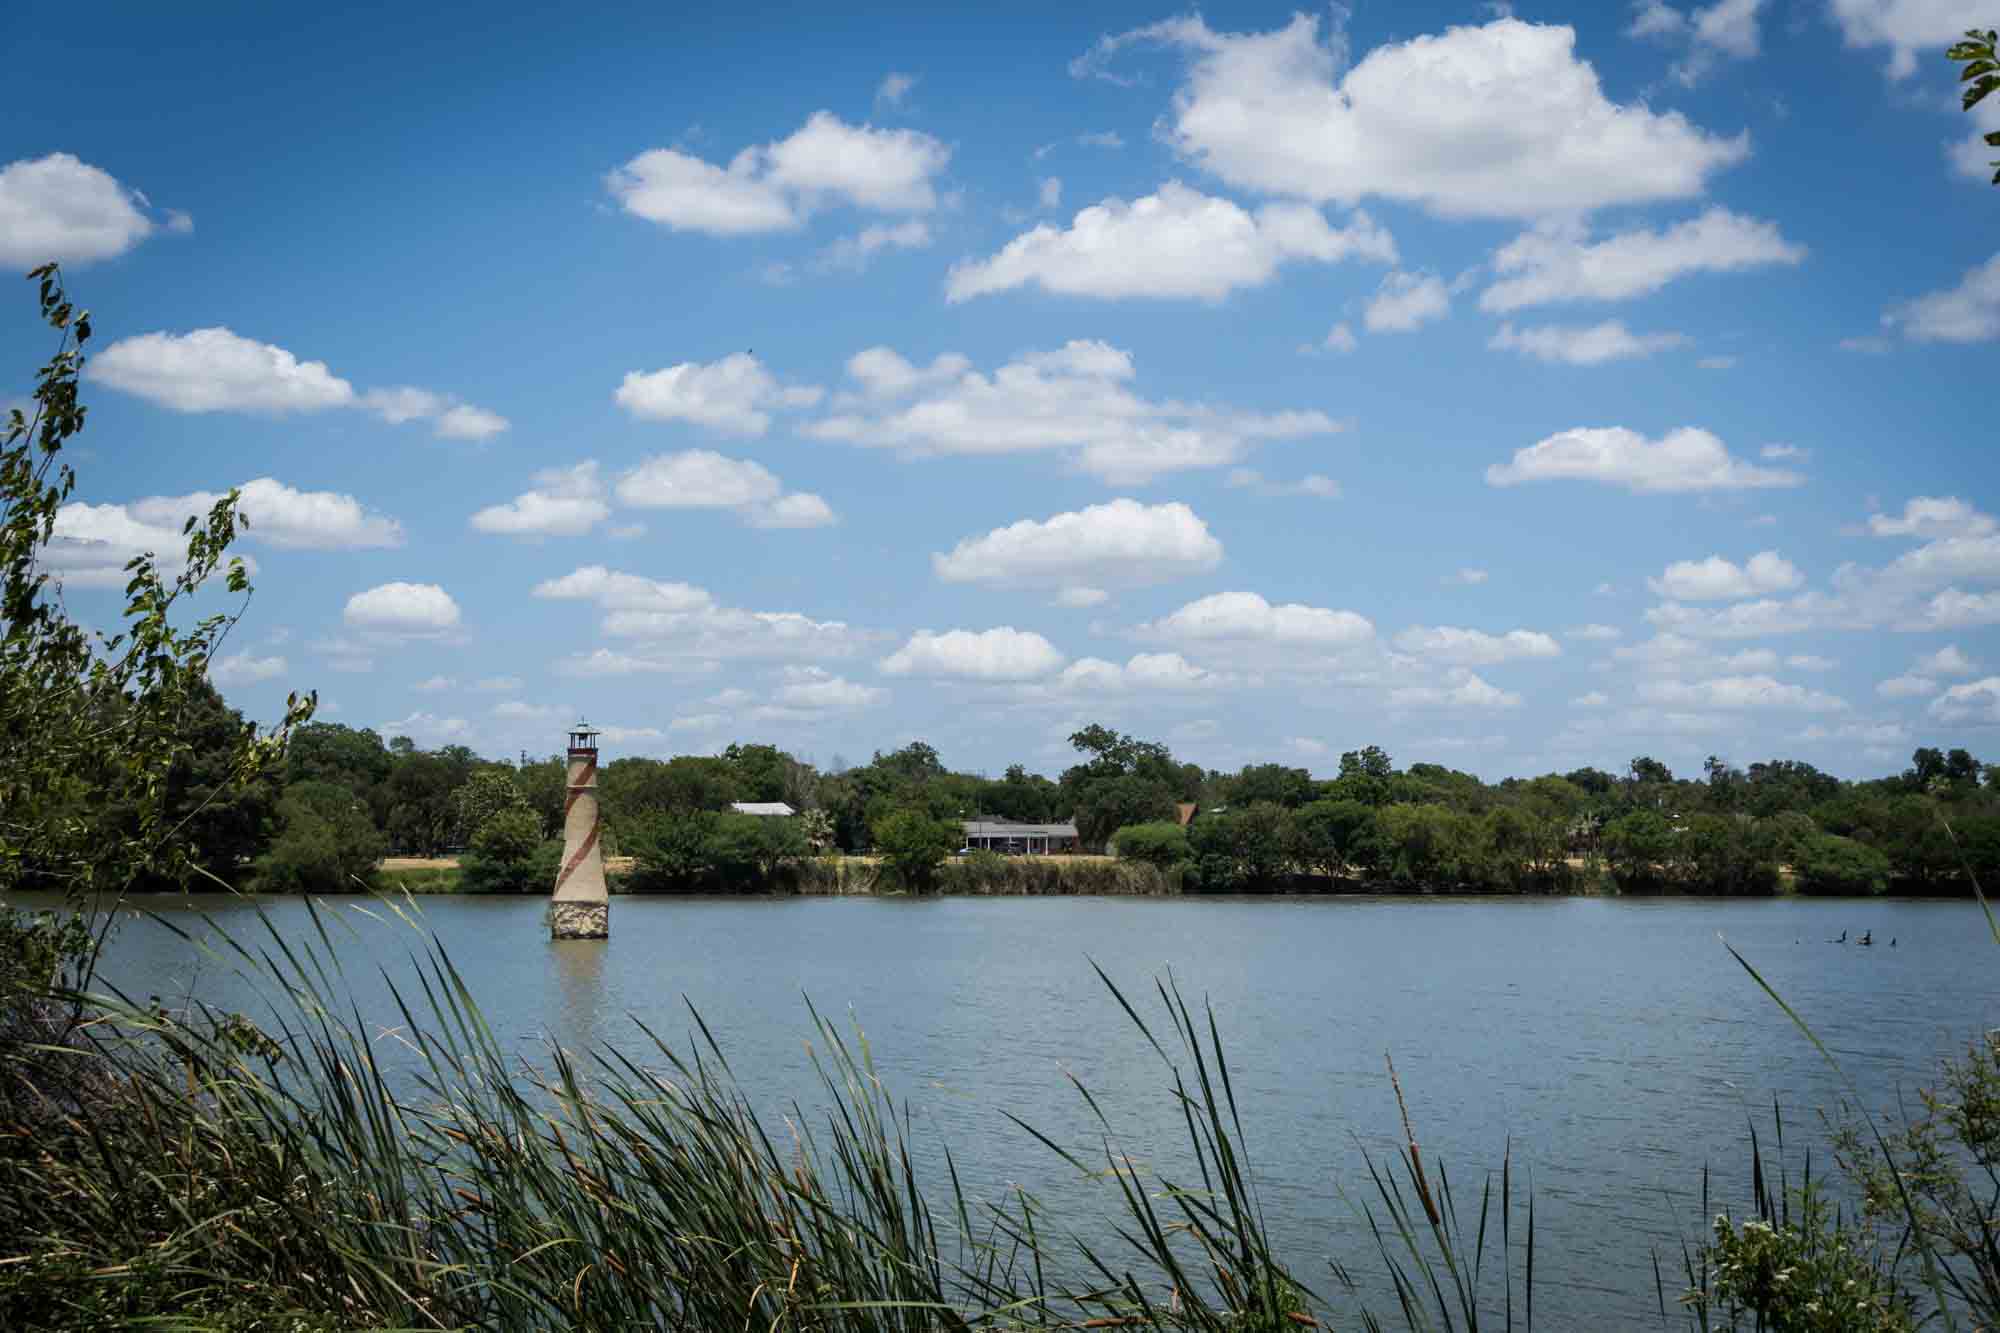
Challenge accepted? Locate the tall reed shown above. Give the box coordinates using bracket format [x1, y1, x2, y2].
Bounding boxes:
[0, 895, 1531, 1330]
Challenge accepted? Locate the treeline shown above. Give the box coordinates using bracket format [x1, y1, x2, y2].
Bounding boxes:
[98, 687, 2000, 896]
[1114, 745, 2000, 895]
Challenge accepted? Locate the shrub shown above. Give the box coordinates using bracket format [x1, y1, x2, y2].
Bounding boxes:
[1687, 1185, 1916, 1331]
[1110, 821, 1190, 868]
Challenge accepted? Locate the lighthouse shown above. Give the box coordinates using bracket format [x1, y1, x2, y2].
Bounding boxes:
[549, 720, 609, 939]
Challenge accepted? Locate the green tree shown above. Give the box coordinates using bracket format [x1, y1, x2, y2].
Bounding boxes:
[624, 810, 718, 891]
[723, 742, 795, 803]
[255, 781, 383, 894]
[452, 766, 527, 839]
[1377, 804, 1481, 887]
[382, 752, 460, 856]
[1070, 773, 1178, 851]
[1679, 812, 1779, 896]
[799, 807, 837, 853]
[1287, 799, 1380, 878]
[0, 266, 310, 900]
[1187, 803, 1292, 890]
[1793, 833, 1893, 896]
[1224, 763, 1315, 809]
[980, 764, 1059, 822]
[515, 756, 567, 838]
[706, 812, 808, 888]
[91, 678, 283, 890]
[458, 808, 546, 894]
[871, 806, 959, 892]
[1601, 811, 1676, 891]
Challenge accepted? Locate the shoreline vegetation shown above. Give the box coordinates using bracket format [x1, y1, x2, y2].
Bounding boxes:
[350, 850, 1996, 898]
[78, 711, 2000, 902]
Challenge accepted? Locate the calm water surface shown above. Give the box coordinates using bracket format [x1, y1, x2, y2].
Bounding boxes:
[21, 891, 1995, 1324]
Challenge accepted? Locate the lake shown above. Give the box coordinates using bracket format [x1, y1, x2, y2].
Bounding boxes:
[21, 890, 1996, 1324]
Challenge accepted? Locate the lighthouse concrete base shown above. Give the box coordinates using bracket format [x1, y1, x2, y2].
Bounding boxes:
[549, 902, 609, 940]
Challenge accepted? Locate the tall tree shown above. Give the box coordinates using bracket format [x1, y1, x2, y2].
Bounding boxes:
[0, 267, 310, 899]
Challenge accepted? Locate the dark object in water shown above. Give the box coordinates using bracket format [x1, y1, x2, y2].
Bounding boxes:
[1832, 930, 1846, 943]
[1858, 931, 1873, 947]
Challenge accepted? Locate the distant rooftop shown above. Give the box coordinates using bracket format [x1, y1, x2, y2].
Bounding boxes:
[961, 819, 1078, 839]
[730, 801, 796, 817]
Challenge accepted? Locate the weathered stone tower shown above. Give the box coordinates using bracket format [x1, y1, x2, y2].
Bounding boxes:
[549, 720, 609, 940]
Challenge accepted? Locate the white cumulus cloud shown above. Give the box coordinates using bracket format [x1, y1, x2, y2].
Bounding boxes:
[932, 498, 1223, 592]
[344, 582, 462, 637]
[93, 329, 355, 414]
[1364, 271, 1450, 332]
[1486, 426, 1805, 492]
[1389, 670, 1523, 710]
[1918, 644, 1979, 676]
[1393, 625, 1561, 665]
[1868, 496, 1996, 540]
[1489, 320, 1688, 364]
[1931, 676, 2000, 723]
[1076, 14, 1748, 219]
[1481, 208, 1804, 311]
[47, 477, 397, 583]
[91, 330, 505, 435]
[771, 666, 886, 713]
[1648, 551, 1803, 600]
[535, 566, 868, 665]
[614, 352, 822, 435]
[818, 219, 932, 272]
[1878, 674, 1939, 698]
[0, 153, 184, 269]
[1885, 252, 2000, 342]
[879, 627, 1066, 680]
[211, 652, 287, 686]
[605, 111, 951, 235]
[1141, 590, 1374, 646]
[946, 182, 1394, 302]
[129, 477, 402, 551]
[613, 449, 833, 528]
[471, 462, 611, 538]
[1830, 0, 1990, 78]
[1638, 674, 1847, 711]
[1055, 651, 1229, 693]
[805, 340, 1342, 485]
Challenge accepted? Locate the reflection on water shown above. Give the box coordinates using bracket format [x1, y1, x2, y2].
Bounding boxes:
[549, 937, 607, 1055]
[13, 890, 1995, 1324]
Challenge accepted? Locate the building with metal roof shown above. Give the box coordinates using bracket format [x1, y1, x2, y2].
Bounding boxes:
[960, 819, 1079, 855]
[730, 802, 797, 817]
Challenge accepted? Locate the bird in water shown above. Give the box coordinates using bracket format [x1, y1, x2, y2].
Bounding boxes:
[1832, 930, 1847, 943]
[1891, 937, 1897, 947]
[1859, 931, 1873, 947]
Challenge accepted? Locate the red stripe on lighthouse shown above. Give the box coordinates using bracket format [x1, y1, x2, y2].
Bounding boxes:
[563, 759, 597, 815]
[554, 824, 600, 894]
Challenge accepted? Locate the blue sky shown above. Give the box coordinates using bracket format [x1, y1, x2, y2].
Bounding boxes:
[5, 0, 1998, 780]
